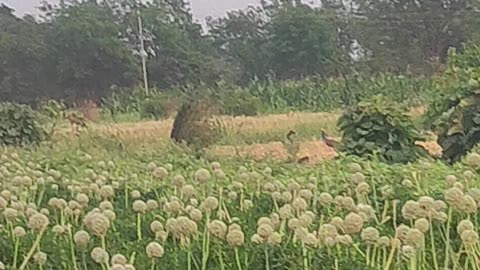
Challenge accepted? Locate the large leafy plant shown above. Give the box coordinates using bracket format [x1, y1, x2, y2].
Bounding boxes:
[424, 44, 480, 163]
[0, 102, 45, 146]
[338, 96, 425, 163]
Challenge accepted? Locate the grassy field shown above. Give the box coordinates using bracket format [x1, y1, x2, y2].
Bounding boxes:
[0, 109, 478, 270]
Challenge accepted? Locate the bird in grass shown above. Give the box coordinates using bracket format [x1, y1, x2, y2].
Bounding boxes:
[321, 129, 341, 150]
[285, 130, 310, 164]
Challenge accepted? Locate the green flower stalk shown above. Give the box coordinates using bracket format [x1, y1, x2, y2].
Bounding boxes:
[13, 237, 20, 269]
[444, 207, 453, 268]
[67, 225, 79, 270]
[18, 226, 47, 270]
[366, 246, 372, 266]
[217, 249, 225, 270]
[234, 248, 243, 270]
[150, 259, 156, 270]
[428, 220, 439, 270]
[187, 250, 193, 270]
[302, 242, 309, 270]
[137, 213, 142, 241]
[202, 213, 211, 270]
[264, 247, 271, 270]
[124, 184, 129, 210]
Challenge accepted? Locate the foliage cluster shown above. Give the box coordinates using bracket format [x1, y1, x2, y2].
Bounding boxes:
[338, 96, 425, 163]
[139, 94, 179, 120]
[425, 43, 480, 163]
[248, 74, 434, 113]
[0, 102, 45, 146]
[2, 0, 479, 105]
[99, 72, 434, 122]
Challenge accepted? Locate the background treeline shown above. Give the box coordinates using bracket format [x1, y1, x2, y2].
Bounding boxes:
[1, 0, 480, 110]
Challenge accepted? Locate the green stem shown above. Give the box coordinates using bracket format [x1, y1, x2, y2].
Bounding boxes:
[137, 213, 142, 241]
[234, 248, 243, 270]
[366, 246, 371, 266]
[467, 248, 478, 270]
[264, 247, 270, 270]
[302, 243, 309, 270]
[244, 251, 249, 270]
[218, 250, 225, 270]
[19, 227, 47, 270]
[124, 184, 129, 210]
[60, 210, 65, 225]
[151, 259, 156, 270]
[68, 226, 79, 270]
[8, 221, 14, 243]
[371, 246, 377, 268]
[410, 256, 417, 270]
[352, 244, 365, 257]
[13, 238, 20, 269]
[82, 252, 88, 270]
[383, 244, 397, 270]
[382, 247, 387, 268]
[429, 221, 438, 270]
[101, 235, 107, 250]
[201, 213, 211, 270]
[392, 200, 398, 228]
[36, 188, 45, 207]
[444, 207, 452, 270]
[188, 251, 192, 270]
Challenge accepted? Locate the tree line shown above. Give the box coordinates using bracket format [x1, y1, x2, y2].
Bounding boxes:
[1, 0, 479, 105]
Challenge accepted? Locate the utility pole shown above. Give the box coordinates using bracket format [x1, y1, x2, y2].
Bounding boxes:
[138, 10, 149, 96]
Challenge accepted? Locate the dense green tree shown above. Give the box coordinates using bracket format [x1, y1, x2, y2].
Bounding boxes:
[208, 3, 338, 81]
[0, 5, 54, 104]
[267, 5, 337, 79]
[207, 7, 270, 83]
[347, 0, 480, 74]
[113, 0, 223, 89]
[47, 2, 139, 102]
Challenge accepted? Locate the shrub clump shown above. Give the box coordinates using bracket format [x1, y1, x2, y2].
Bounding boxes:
[222, 90, 261, 117]
[0, 102, 45, 146]
[170, 93, 222, 150]
[424, 44, 480, 163]
[338, 96, 425, 163]
[140, 94, 178, 120]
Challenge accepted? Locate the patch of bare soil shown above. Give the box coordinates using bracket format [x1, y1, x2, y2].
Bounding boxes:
[212, 139, 441, 165]
[211, 140, 338, 164]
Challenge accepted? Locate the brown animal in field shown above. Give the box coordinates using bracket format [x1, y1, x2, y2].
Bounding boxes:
[65, 112, 87, 135]
[321, 129, 340, 150]
[286, 130, 310, 164]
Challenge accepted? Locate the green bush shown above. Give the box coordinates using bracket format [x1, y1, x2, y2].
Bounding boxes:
[140, 94, 178, 120]
[102, 86, 147, 119]
[338, 96, 425, 163]
[222, 90, 262, 116]
[448, 42, 480, 69]
[0, 102, 45, 146]
[424, 44, 480, 163]
[38, 100, 66, 121]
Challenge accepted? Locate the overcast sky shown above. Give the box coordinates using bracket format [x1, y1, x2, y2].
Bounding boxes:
[1, 0, 263, 22]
